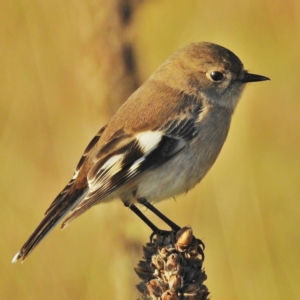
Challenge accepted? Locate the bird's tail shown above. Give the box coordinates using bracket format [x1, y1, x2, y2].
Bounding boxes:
[12, 188, 86, 263]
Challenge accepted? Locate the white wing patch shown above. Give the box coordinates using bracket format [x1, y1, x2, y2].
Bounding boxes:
[135, 131, 163, 153]
[128, 131, 163, 174]
[88, 154, 124, 187]
[101, 154, 124, 172]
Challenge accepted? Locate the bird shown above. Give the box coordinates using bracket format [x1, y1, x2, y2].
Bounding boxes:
[12, 42, 269, 263]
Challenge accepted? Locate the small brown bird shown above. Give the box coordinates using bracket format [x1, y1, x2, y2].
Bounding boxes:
[12, 42, 269, 263]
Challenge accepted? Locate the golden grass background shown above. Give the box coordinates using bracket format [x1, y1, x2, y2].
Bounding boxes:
[1, 0, 300, 299]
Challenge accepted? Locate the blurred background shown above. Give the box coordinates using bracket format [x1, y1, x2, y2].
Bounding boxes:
[1, 0, 300, 299]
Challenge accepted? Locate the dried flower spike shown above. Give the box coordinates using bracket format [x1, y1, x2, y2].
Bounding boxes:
[135, 226, 209, 300]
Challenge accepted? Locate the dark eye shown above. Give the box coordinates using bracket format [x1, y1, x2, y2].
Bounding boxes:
[209, 71, 224, 82]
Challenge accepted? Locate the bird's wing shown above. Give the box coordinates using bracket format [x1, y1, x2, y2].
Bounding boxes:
[61, 94, 203, 227]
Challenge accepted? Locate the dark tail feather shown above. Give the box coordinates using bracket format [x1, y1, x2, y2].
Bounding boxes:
[12, 188, 86, 263]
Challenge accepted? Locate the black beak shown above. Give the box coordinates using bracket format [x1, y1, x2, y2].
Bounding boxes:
[241, 72, 270, 83]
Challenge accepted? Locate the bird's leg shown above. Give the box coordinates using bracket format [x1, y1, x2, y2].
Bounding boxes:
[137, 198, 181, 231]
[124, 202, 161, 233]
[124, 202, 178, 237]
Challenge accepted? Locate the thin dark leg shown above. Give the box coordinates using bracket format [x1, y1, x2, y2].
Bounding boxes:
[124, 203, 161, 233]
[137, 198, 180, 231]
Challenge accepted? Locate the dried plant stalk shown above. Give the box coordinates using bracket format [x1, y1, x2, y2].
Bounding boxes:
[135, 227, 209, 300]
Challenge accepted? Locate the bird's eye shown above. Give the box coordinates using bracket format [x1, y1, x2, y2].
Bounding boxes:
[209, 71, 224, 82]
